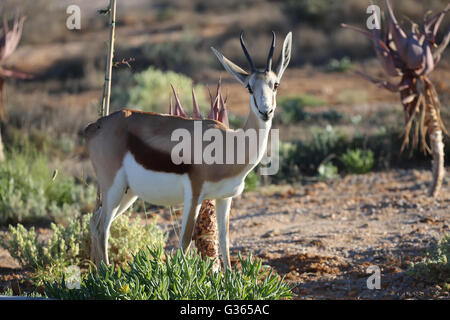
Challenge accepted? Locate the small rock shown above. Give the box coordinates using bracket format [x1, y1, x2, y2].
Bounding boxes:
[262, 229, 279, 238]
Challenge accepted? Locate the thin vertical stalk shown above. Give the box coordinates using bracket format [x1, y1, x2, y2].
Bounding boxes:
[101, 0, 117, 117]
[95, 0, 117, 213]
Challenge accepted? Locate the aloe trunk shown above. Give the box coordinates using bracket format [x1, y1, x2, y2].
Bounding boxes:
[193, 200, 221, 271]
[426, 84, 445, 196]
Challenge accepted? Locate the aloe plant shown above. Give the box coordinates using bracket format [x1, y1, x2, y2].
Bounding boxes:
[0, 12, 29, 161]
[342, 0, 449, 197]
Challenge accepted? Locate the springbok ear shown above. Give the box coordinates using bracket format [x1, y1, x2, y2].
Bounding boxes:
[276, 32, 292, 82]
[211, 47, 249, 86]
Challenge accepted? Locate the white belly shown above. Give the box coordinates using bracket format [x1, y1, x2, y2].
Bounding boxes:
[202, 175, 246, 200]
[123, 152, 188, 206]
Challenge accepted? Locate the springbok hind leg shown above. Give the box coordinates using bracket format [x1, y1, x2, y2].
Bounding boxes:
[112, 189, 138, 222]
[91, 169, 127, 266]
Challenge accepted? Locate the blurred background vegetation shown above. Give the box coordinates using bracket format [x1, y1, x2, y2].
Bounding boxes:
[0, 0, 448, 297]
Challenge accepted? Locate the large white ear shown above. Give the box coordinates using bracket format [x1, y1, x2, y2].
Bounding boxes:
[211, 47, 249, 86]
[276, 32, 292, 82]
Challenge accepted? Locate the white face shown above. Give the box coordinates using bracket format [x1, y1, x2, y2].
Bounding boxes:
[247, 71, 279, 122]
[211, 32, 292, 123]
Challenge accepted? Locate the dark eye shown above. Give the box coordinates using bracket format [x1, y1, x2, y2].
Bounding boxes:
[274, 83, 279, 91]
[247, 86, 253, 94]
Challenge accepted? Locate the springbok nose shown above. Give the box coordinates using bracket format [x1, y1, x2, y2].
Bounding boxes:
[259, 110, 270, 121]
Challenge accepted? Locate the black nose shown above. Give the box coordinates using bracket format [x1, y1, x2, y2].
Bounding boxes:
[259, 111, 269, 121]
[259, 109, 273, 121]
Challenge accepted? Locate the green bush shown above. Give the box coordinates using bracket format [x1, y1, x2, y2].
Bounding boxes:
[137, 32, 212, 78]
[407, 234, 450, 287]
[270, 142, 300, 183]
[340, 149, 374, 174]
[3, 215, 90, 270]
[276, 95, 325, 124]
[157, 6, 178, 21]
[318, 162, 339, 180]
[1, 212, 166, 285]
[326, 56, 354, 72]
[284, 0, 334, 23]
[0, 150, 96, 225]
[309, 126, 347, 162]
[128, 67, 208, 114]
[108, 213, 166, 264]
[244, 170, 261, 192]
[45, 247, 293, 300]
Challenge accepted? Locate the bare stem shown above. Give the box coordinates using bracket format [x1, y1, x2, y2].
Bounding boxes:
[426, 97, 445, 197]
[102, 0, 117, 117]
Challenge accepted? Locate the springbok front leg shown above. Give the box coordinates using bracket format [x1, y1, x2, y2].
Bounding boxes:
[216, 197, 233, 269]
[179, 185, 202, 252]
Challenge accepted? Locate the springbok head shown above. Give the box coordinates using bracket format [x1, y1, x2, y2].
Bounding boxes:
[211, 32, 292, 122]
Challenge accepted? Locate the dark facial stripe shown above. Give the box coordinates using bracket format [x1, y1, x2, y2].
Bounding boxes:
[127, 132, 191, 174]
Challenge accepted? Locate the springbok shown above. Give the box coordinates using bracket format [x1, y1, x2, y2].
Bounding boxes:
[85, 31, 292, 268]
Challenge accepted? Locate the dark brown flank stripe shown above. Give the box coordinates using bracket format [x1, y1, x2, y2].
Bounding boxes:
[127, 132, 191, 174]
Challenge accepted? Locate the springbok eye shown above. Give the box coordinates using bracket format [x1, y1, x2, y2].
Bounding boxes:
[274, 83, 279, 91]
[247, 86, 253, 94]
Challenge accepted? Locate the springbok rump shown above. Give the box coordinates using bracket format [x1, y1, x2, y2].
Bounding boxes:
[85, 32, 292, 269]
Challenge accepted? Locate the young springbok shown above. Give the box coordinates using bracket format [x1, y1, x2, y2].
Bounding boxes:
[85, 31, 292, 268]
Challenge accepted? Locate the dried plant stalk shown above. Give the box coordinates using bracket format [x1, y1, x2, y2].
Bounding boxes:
[193, 200, 220, 271]
[425, 85, 445, 197]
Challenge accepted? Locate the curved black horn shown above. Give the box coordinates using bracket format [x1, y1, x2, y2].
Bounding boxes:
[240, 31, 255, 72]
[266, 31, 276, 72]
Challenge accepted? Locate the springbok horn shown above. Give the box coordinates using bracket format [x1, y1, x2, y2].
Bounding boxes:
[240, 31, 255, 72]
[266, 31, 276, 72]
[170, 84, 186, 117]
[192, 87, 202, 119]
